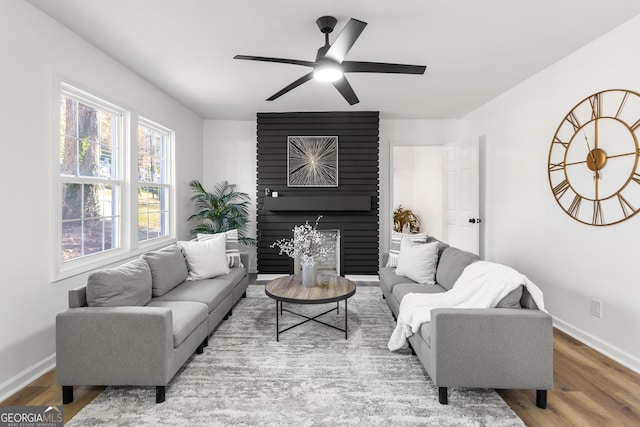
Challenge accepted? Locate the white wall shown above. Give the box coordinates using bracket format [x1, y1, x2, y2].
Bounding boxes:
[202, 120, 257, 271]
[0, 0, 203, 399]
[392, 146, 444, 238]
[461, 14, 640, 372]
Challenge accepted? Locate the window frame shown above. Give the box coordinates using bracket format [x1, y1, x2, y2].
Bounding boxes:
[53, 82, 176, 282]
[136, 117, 175, 245]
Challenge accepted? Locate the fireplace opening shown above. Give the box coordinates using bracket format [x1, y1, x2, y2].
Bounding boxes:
[294, 229, 341, 276]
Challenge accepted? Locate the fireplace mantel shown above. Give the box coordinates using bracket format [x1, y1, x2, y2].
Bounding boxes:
[263, 196, 370, 212]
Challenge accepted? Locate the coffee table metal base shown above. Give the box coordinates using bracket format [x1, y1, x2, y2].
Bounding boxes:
[275, 299, 348, 341]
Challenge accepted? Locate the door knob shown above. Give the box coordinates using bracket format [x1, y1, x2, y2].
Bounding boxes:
[468, 218, 482, 224]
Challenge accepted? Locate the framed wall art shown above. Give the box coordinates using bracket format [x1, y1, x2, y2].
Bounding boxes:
[287, 136, 338, 187]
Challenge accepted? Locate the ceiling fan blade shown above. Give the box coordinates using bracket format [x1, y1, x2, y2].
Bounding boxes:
[332, 76, 360, 105]
[325, 18, 367, 63]
[266, 72, 314, 101]
[234, 55, 315, 68]
[342, 61, 426, 74]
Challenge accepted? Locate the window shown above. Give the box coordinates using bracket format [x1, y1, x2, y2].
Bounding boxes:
[59, 86, 122, 263]
[137, 120, 171, 242]
[56, 83, 175, 279]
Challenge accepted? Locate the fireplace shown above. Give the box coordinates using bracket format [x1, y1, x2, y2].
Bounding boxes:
[294, 229, 341, 275]
[256, 111, 379, 275]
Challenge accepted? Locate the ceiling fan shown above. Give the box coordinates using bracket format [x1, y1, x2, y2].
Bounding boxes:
[234, 16, 426, 105]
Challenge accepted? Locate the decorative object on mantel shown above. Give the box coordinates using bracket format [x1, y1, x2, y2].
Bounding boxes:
[548, 89, 640, 226]
[188, 180, 256, 245]
[288, 136, 338, 187]
[393, 205, 421, 233]
[270, 216, 334, 287]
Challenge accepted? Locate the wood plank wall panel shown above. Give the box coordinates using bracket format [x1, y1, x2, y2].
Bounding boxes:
[257, 111, 379, 275]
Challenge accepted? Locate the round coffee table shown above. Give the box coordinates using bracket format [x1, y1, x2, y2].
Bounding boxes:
[265, 274, 356, 341]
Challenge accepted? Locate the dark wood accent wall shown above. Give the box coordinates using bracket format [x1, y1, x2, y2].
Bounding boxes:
[257, 111, 379, 275]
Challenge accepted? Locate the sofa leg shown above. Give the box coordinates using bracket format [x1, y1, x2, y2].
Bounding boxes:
[536, 390, 547, 409]
[196, 342, 204, 354]
[382, 294, 386, 299]
[156, 386, 166, 403]
[62, 386, 74, 404]
[204, 336, 209, 347]
[229, 308, 233, 317]
[242, 291, 247, 298]
[438, 387, 448, 405]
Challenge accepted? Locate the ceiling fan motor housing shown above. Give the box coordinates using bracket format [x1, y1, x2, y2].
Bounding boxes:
[316, 16, 337, 34]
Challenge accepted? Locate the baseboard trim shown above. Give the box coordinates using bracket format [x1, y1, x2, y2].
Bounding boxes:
[345, 275, 379, 282]
[0, 353, 56, 402]
[256, 274, 288, 281]
[553, 316, 640, 374]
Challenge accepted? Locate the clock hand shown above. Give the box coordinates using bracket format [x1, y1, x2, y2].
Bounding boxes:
[582, 131, 600, 179]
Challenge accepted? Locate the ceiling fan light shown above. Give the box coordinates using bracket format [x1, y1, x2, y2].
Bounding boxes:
[313, 63, 343, 82]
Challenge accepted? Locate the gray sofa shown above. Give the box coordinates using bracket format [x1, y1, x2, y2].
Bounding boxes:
[379, 237, 553, 408]
[56, 244, 249, 404]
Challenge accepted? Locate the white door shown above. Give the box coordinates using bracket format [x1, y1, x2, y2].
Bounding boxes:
[443, 138, 480, 254]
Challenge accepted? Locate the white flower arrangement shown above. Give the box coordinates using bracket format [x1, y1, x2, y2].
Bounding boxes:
[271, 216, 332, 267]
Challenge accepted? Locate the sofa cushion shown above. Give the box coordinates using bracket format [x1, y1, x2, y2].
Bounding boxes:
[496, 285, 524, 308]
[146, 301, 208, 348]
[436, 247, 480, 291]
[152, 276, 236, 313]
[386, 231, 429, 267]
[86, 259, 152, 307]
[197, 229, 243, 268]
[378, 267, 415, 296]
[392, 282, 446, 305]
[396, 240, 439, 285]
[178, 236, 230, 280]
[142, 244, 189, 297]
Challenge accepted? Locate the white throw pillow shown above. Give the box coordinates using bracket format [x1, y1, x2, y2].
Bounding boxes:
[197, 230, 244, 268]
[178, 235, 230, 280]
[386, 231, 428, 267]
[395, 239, 439, 285]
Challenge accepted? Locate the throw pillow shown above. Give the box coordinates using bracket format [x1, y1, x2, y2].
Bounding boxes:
[496, 285, 524, 308]
[141, 244, 189, 296]
[386, 231, 428, 267]
[197, 230, 244, 268]
[178, 235, 231, 280]
[86, 258, 152, 307]
[395, 240, 439, 285]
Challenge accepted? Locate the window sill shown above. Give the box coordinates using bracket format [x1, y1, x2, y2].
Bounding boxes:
[52, 236, 176, 283]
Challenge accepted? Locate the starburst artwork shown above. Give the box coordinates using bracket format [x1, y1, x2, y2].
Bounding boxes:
[287, 136, 338, 187]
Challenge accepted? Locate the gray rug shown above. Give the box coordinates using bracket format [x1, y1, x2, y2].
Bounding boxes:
[67, 285, 524, 426]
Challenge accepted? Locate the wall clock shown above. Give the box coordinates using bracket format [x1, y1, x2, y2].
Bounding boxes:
[548, 89, 640, 226]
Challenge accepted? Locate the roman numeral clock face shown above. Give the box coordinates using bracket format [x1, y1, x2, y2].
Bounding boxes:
[548, 89, 640, 226]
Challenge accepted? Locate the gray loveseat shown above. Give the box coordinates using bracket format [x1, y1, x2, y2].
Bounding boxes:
[379, 237, 553, 408]
[56, 244, 248, 404]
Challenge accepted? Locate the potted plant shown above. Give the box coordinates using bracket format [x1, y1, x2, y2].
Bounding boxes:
[270, 216, 332, 286]
[393, 205, 420, 233]
[188, 180, 256, 245]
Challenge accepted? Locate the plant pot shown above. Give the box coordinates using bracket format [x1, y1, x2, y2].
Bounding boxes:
[301, 264, 317, 287]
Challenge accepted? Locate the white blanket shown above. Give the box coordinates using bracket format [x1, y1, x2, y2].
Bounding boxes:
[387, 261, 546, 351]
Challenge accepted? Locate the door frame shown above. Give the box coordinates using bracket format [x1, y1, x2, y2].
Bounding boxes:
[388, 135, 486, 258]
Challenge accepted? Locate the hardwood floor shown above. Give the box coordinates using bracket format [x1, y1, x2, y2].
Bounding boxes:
[3, 329, 639, 426]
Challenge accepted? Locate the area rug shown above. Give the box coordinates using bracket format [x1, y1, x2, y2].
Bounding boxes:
[66, 285, 524, 426]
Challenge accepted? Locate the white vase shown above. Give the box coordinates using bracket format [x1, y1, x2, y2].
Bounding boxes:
[301, 264, 317, 287]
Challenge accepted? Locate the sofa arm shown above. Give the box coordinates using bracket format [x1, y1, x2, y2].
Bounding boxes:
[430, 308, 553, 389]
[240, 252, 250, 272]
[380, 253, 389, 268]
[56, 306, 174, 386]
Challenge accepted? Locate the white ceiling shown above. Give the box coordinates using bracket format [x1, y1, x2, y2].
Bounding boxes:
[27, 0, 640, 120]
